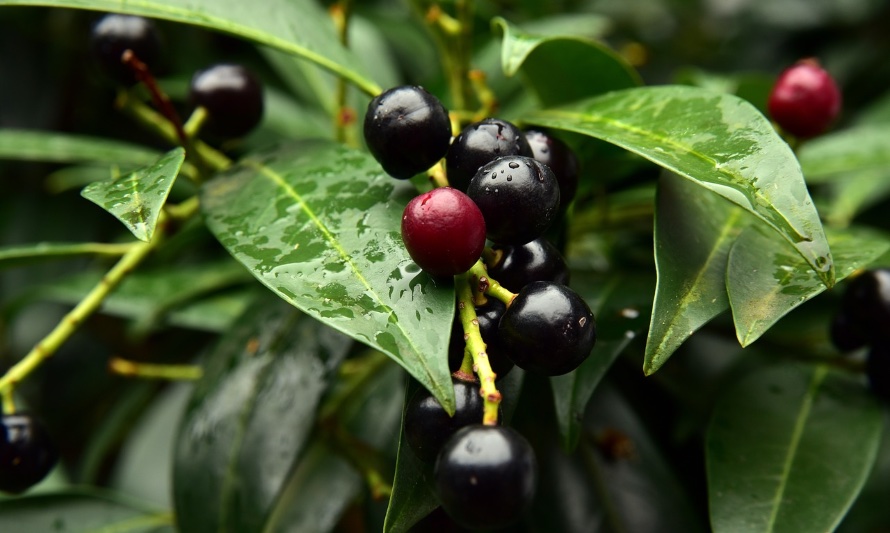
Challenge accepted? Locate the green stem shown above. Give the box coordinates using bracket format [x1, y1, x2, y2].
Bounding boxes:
[1, 388, 15, 415]
[456, 271, 501, 425]
[332, 0, 358, 145]
[183, 106, 209, 139]
[468, 260, 516, 307]
[108, 357, 203, 381]
[319, 350, 391, 422]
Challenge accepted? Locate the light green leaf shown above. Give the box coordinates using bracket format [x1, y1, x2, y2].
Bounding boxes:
[523, 86, 834, 286]
[81, 148, 185, 242]
[200, 140, 456, 414]
[644, 174, 749, 375]
[707, 363, 883, 533]
[727, 225, 890, 346]
[493, 17, 640, 107]
[821, 168, 890, 227]
[0, 129, 159, 165]
[0, 0, 380, 96]
[799, 124, 890, 182]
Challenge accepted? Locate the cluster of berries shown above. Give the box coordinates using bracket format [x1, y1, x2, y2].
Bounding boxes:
[91, 13, 264, 140]
[830, 269, 890, 402]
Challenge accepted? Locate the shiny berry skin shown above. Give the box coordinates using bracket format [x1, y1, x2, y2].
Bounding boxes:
[434, 425, 537, 530]
[525, 130, 580, 210]
[838, 269, 890, 345]
[401, 187, 486, 277]
[363, 86, 452, 180]
[768, 59, 841, 139]
[0, 414, 58, 494]
[829, 311, 867, 353]
[189, 64, 264, 139]
[446, 118, 533, 192]
[866, 344, 890, 403]
[448, 298, 514, 378]
[90, 14, 161, 85]
[487, 237, 569, 293]
[467, 155, 560, 245]
[499, 281, 596, 376]
[404, 378, 486, 463]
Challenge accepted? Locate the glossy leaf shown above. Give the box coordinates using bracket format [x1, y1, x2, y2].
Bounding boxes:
[200, 140, 456, 413]
[551, 271, 653, 450]
[0, 0, 380, 96]
[493, 17, 640, 107]
[0, 490, 171, 533]
[0, 129, 159, 165]
[727, 225, 890, 346]
[81, 148, 184, 242]
[173, 297, 353, 532]
[799, 124, 890, 182]
[523, 86, 834, 286]
[707, 363, 883, 533]
[821, 169, 890, 227]
[644, 174, 749, 375]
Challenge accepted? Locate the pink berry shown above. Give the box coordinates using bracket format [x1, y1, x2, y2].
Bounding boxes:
[768, 59, 841, 139]
[401, 188, 486, 277]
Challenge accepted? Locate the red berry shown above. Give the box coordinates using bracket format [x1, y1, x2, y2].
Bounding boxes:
[768, 59, 841, 139]
[401, 188, 486, 277]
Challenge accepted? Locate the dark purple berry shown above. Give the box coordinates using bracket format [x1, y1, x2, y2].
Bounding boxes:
[487, 237, 569, 293]
[404, 378, 486, 464]
[434, 425, 537, 530]
[768, 59, 841, 139]
[499, 281, 596, 376]
[448, 298, 514, 379]
[838, 269, 890, 345]
[466, 155, 560, 245]
[401, 187, 486, 278]
[189, 64, 264, 139]
[866, 343, 890, 403]
[0, 414, 57, 494]
[829, 311, 867, 353]
[90, 14, 161, 85]
[363, 86, 452, 179]
[525, 130, 580, 210]
[446, 118, 532, 192]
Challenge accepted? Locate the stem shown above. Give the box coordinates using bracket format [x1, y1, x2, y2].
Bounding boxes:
[469, 260, 516, 307]
[1, 388, 14, 415]
[410, 1, 474, 115]
[428, 161, 449, 188]
[183, 106, 209, 139]
[109, 357, 203, 381]
[469, 69, 498, 121]
[331, 0, 358, 145]
[319, 350, 391, 422]
[456, 272, 501, 425]
[327, 424, 392, 499]
[122, 50, 187, 147]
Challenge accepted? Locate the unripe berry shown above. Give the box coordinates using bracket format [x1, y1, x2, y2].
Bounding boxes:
[768, 59, 841, 139]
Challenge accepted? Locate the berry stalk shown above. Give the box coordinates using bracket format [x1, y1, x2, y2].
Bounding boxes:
[469, 260, 516, 308]
[108, 357, 204, 381]
[456, 271, 502, 425]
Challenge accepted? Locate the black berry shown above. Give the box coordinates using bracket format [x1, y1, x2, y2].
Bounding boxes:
[829, 311, 867, 353]
[499, 281, 596, 376]
[189, 64, 264, 139]
[525, 130, 580, 210]
[466, 155, 560, 245]
[0, 414, 57, 494]
[866, 343, 890, 403]
[768, 59, 841, 139]
[401, 187, 486, 277]
[363, 86, 452, 180]
[446, 118, 532, 192]
[838, 269, 890, 346]
[487, 237, 569, 293]
[434, 424, 537, 530]
[90, 14, 161, 85]
[448, 298, 514, 379]
[404, 378, 486, 464]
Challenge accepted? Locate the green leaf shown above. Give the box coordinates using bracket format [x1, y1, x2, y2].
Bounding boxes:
[0, 489, 171, 533]
[644, 174, 749, 374]
[0, 129, 159, 166]
[173, 297, 353, 533]
[799, 124, 890, 182]
[707, 363, 884, 533]
[726, 225, 890, 346]
[81, 148, 185, 242]
[200, 140, 456, 414]
[493, 17, 640, 107]
[551, 271, 653, 450]
[523, 86, 834, 286]
[0, 0, 380, 96]
[820, 169, 890, 227]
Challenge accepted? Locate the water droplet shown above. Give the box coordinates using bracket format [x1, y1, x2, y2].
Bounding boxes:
[508, 161, 520, 169]
[507, 176, 512, 181]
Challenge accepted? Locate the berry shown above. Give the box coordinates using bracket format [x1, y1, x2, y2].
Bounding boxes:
[838, 269, 890, 345]
[445, 118, 533, 192]
[434, 425, 537, 530]
[0, 414, 57, 494]
[768, 59, 841, 139]
[404, 378, 486, 464]
[363, 86, 452, 180]
[448, 298, 514, 378]
[466, 156, 560, 245]
[401, 187, 486, 277]
[90, 14, 162, 85]
[829, 311, 867, 353]
[525, 130, 580, 210]
[189, 64, 264, 139]
[499, 281, 596, 376]
[487, 237, 569, 293]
